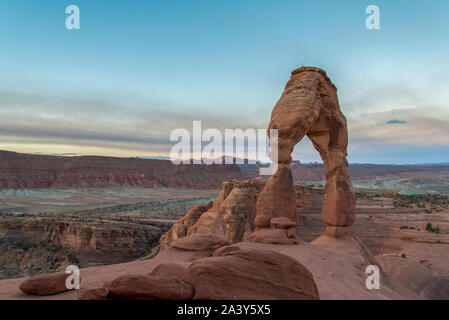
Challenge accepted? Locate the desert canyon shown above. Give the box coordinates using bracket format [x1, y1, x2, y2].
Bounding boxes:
[0, 67, 448, 300]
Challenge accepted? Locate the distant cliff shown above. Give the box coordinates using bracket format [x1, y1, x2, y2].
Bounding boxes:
[0, 150, 242, 190]
[0, 213, 172, 279]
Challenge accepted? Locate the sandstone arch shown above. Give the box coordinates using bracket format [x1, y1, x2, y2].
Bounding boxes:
[248, 67, 356, 244]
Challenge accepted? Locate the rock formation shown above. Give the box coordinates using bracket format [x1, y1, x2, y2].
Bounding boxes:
[19, 271, 76, 296]
[71, 234, 320, 300]
[0, 214, 171, 278]
[0, 150, 242, 190]
[160, 180, 324, 248]
[77, 287, 109, 300]
[160, 180, 266, 248]
[249, 67, 356, 243]
[104, 274, 194, 300]
[187, 245, 320, 300]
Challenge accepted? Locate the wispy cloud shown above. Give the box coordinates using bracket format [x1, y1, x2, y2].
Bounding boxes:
[386, 119, 407, 124]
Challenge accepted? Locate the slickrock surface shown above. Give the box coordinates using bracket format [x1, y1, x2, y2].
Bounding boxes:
[0, 236, 421, 300]
[171, 233, 229, 251]
[149, 262, 189, 282]
[76, 287, 108, 300]
[105, 274, 194, 300]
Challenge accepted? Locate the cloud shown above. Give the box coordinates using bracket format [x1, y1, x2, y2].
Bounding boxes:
[0, 89, 269, 157]
[1, 78, 448, 164]
[386, 119, 407, 124]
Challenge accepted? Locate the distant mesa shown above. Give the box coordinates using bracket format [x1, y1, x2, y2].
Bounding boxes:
[0, 150, 241, 190]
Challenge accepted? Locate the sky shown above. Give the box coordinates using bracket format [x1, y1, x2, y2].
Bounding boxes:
[0, 0, 448, 164]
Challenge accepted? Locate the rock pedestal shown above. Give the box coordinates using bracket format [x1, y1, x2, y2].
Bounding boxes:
[247, 164, 298, 244]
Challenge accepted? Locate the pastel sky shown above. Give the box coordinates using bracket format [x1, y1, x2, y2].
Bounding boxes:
[0, 0, 448, 164]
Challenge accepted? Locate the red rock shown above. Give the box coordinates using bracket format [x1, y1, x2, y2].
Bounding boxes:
[19, 271, 75, 296]
[254, 165, 297, 228]
[171, 233, 229, 251]
[160, 202, 212, 249]
[270, 217, 297, 229]
[149, 262, 188, 282]
[188, 180, 264, 242]
[159, 180, 324, 247]
[0, 150, 242, 190]
[186, 246, 319, 300]
[77, 287, 108, 300]
[251, 67, 356, 243]
[105, 274, 193, 300]
[247, 228, 297, 244]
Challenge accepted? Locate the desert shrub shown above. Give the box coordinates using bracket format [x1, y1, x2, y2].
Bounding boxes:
[425, 223, 441, 233]
[67, 252, 79, 264]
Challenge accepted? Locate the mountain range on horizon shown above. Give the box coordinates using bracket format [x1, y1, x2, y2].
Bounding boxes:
[14, 150, 449, 166]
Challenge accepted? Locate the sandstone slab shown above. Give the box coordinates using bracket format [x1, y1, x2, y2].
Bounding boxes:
[105, 274, 193, 300]
[19, 271, 74, 296]
[149, 262, 188, 282]
[171, 233, 229, 251]
[186, 246, 319, 300]
[77, 287, 108, 300]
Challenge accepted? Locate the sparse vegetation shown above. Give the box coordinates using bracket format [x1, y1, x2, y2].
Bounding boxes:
[425, 222, 440, 234]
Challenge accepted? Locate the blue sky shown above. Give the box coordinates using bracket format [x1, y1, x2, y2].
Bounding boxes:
[0, 0, 448, 163]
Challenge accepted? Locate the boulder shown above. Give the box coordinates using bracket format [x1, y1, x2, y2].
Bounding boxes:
[149, 262, 188, 282]
[77, 287, 108, 300]
[172, 233, 229, 251]
[105, 274, 193, 300]
[186, 246, 319, 300]
[19, 271, 75, 296]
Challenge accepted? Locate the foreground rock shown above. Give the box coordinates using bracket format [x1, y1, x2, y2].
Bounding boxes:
[149, 262, 189, 282]
[105, 274, 193, 300]
[171, 233, 230, 251]
[19, 272, 74, 296]
[77, 287, 109, 300]
[2, 237, 428, 300]
[186, 246, 319, 300]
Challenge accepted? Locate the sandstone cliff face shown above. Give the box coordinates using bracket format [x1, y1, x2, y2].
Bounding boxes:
[160, 180, 324, 248]
[0, 214, 171, 279]
[0, 150, 242, 190]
